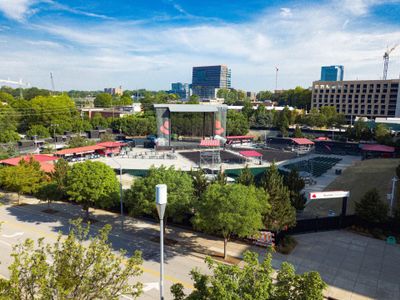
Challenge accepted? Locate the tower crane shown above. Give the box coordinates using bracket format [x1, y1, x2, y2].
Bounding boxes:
[0, 78, 30, 99]
[383, 44, 398, 80]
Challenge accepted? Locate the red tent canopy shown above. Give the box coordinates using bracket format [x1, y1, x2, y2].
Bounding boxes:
[55, 145, 105, 156]
[226, 135, 255, 140]
[239, 150, 263, 157]
[360, 144, 395, 153]
[97, 141, 127, 148]
[0, 154, 57, 173]
[199, 139, 220, 147]
[291, 138, 314, 145]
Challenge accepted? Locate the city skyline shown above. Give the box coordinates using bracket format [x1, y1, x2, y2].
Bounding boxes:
[0, 0, 400, 91]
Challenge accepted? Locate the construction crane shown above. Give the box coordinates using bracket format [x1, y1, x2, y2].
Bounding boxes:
[0, 78, 30, 99]
[383, 44, 398, 80]
[50, 72, 55, 92]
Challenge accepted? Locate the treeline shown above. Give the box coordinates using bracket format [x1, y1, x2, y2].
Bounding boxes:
[0, 159, 306, 258]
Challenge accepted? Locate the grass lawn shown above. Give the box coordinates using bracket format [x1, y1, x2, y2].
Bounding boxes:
[304, 158, 400, 217]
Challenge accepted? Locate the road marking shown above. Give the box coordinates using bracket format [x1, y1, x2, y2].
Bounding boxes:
[143, 282, 159, 292]
[0, 214, 195, 290]
[2, 232, 24, 238]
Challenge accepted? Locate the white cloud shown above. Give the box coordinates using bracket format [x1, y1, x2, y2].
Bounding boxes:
[1, 0, 400, 91]
[280, 7, 292, 17]
[0, 0, 36, 21]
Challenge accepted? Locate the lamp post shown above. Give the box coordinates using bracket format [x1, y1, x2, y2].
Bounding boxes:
[390, 176, 398, 216]
[155, 184, 167, 300]
[110, 156, 124, 229]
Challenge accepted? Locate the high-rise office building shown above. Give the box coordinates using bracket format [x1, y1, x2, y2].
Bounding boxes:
[171, 82, 190, 99]
[192, 65, 231, 99]
[320, 65, 344, 81]
[311, 79, 400, 120]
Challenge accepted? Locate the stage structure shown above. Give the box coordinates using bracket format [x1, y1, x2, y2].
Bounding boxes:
[154, 104, 228, 147]
[199, 139, 221, 169]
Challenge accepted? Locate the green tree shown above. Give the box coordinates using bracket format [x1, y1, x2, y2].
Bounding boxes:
[67, 136, 96, 148]
[236, 165, 254, 186]
[21, 95, 77, 133]
[192, 183, 267, 259]
[0, 91, 14, 103]
[36, 181, 60, 209]
[261, 164, 296, 231]
[26, 124, 51, 138]
[52, 158, 70, 198]
[0, 130, 20, 143]
[94, 93, 113, 107]
[284, 169, 306, 211]
[0, 158, 47, 204]
[227, 110, 249, 136]
[100, 132, 115, 142]
[171, 250, 326, 300]
[293, 125, 303, 138]
[124, 166, 194, 226]
[374, 123, 391, 144]
[90, 113, 111, 129]
[355, 188, 388, 223]
[274, 262, 326, 300]
[190, 169, 209, 202]
[66, 161, 120, 219]
[0, 220, 143, 299]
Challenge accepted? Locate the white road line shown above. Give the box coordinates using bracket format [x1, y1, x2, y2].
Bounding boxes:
[143, 282, 159, 292]
[2, 232, 24, 238]
[0, 240, 12, 247]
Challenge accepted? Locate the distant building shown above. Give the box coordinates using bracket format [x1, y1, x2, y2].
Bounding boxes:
[192, 65, 231, 99]
[246, 91, 257, 101]
[170, 82, 190, 99]
[104, 86, 123, 96]
[320, 65, 344, 81]
[311, 79, 400, 120]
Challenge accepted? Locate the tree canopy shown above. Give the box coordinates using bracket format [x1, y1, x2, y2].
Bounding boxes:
[227, 110, 249, 136]
[0, 220, 143, 299]
[192, 183, 268, 259]
[94, 93, 113, 108]
[355, 188, 388, 223]
[66, 161, 120, 218]
[124, 166, 194, 224]
[0, 158, 47, 204]
[171, 250, 326, 300]
[261, 164, 296, 231]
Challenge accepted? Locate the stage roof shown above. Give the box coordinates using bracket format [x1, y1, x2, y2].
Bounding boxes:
[154, 104, 226, 113]
[239, 150, 263, 157]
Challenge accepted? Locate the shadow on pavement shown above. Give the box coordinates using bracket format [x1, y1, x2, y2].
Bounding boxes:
[5, 200, 215, 263]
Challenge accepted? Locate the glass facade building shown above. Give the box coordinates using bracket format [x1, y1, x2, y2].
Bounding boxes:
[170, 82, 190, 99]
[192, 65, 231, 99]
[321, 65, 344, 81]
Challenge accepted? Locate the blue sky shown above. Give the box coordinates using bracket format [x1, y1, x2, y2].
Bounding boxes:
[0, 0, 399, 91]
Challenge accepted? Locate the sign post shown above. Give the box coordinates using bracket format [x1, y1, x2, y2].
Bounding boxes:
[308, 191, 350, 227]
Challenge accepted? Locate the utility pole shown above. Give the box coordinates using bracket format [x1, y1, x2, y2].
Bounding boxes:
[51, 123, 59, 151]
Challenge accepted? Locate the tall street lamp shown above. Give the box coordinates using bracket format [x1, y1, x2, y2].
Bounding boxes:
[155, 184, 167, 300]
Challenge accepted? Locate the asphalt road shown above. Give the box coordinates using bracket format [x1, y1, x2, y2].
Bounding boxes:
[0, 203, 208, 300]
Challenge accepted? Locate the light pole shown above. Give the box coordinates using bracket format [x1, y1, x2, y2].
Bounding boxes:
[390, 176, 398, 216]
[110, 156, 124, 229]
[155, 184, 167, 300]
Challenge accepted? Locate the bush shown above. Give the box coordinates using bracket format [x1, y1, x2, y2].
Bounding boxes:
[355, 188, 388, 224]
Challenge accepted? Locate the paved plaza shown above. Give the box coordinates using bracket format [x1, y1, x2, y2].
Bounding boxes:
[273, 231, 400, 300]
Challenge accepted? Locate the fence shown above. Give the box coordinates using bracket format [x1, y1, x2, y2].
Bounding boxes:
[275, 215, 399, 244]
